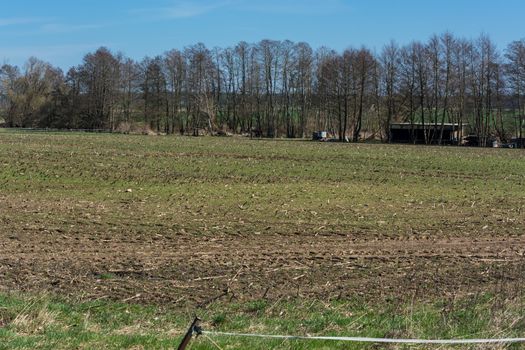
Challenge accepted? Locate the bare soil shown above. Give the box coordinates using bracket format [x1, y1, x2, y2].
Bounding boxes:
[2, 222, 524, 306]
[1, 133, 524, 308]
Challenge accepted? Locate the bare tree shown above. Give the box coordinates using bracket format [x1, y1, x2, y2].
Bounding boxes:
[184, 43, 216, 135]
[380, 41, 399, 141]
[437, 33, 455, 144]
[294, 42, 313, 138]
[0, 64, 22, 127]
[2, 35, 525, 143]
[78, 47, 120, 129]
[352, 48, 376, 142]
[505, 39, 525, 145]
[118, 57, 141, 129]
[164, 49, 186, 134]
[141, 56, 167, 132]
[399, 44, 418, 142]
[0, 58, 62, 128]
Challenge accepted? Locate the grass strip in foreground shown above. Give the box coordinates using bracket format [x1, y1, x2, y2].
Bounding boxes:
[1, 292, 525, 349]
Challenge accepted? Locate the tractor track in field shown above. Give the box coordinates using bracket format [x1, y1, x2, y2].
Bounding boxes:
[1, 231, 524, 305]
[1, 132, 525, 311]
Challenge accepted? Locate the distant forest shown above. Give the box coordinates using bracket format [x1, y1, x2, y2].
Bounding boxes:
[1, 33, 525, 145]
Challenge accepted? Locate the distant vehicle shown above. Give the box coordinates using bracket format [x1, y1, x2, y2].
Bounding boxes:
[463, 135, 495, 147]
[510, 137, 525, 148]
[493, 138, 524, 148]
[502, 142, 518, 148]
[312, 131, 328, 141]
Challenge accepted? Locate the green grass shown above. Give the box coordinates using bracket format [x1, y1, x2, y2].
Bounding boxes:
[1, 129, 524, 240]
[1, 292, 524, 349]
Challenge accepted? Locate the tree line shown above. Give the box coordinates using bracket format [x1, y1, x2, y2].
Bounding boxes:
[1, 33, 525, 145]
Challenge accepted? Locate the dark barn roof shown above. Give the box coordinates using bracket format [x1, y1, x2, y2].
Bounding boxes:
[390, 123, 466, 130]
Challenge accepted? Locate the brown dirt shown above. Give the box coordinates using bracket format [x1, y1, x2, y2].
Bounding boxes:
[1, 226, 524, 306]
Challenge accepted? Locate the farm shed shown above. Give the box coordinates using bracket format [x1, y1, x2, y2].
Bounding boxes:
[389, 122, 467, 144]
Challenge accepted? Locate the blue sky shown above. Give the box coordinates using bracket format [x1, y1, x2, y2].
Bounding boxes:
[1, 0, 524, 69]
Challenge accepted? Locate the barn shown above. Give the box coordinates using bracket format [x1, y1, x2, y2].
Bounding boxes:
[389, 122, 467, 144]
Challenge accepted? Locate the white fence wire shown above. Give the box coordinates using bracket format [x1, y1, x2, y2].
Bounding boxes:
[203, 330, 525, 345]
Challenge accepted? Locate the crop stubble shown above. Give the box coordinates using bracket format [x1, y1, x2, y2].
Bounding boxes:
[0, 131, 524, 306]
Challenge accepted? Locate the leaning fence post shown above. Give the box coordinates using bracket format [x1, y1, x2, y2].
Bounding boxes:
[177, 317, 201, 350]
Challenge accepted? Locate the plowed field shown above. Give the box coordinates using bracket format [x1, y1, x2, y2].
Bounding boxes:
[1, 130, 524, 306]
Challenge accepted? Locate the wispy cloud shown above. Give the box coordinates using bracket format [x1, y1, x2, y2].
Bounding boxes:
[131, 0, 231, 20]
[0, 43, 109, 61]
[0, 20, 106, 37]
[129, 0, 347, 20]
[236, 0, 351, 15]
[39, 23, 104, 34]
[0, 17, 49, 27]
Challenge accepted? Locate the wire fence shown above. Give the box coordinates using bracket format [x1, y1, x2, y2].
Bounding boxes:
[202, 330, 525, 345]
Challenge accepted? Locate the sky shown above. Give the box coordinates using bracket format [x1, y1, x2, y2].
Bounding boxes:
[1, 0, 525, 70]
